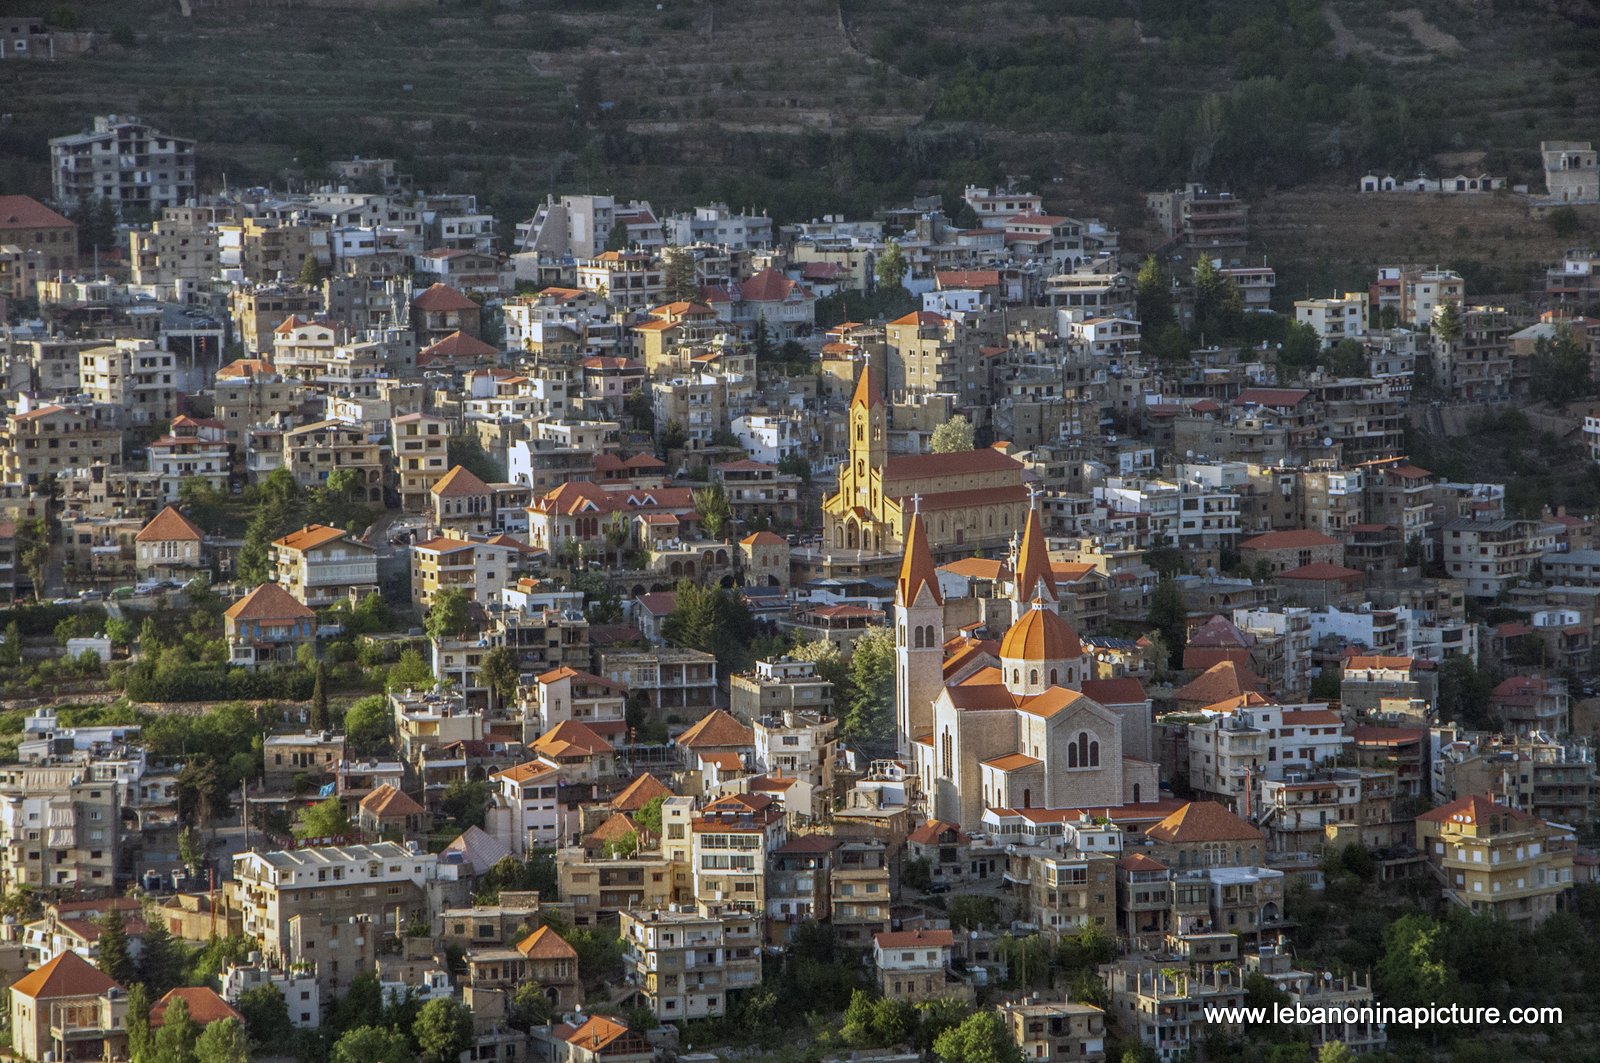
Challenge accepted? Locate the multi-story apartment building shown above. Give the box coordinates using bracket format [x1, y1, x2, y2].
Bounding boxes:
[689, 793, 786, 914]
[556, 846, 688, 928]
[147, 415, 230, 501]
[49, 115, 197, 213]
[1245, 945, 1387, 1056]
[575, 251, 663, 315]
[1294, 292, 1368, 347]
[77, 339, 179, 427]
[1441, 513, 1550, 599]
[1398, 268, 1464, 329]
[599, 648, 720, 722]
[1434, 306, 1514, 401]
[872, 929, 964, 1003]
[210, 361, 309, 448]
[1183, 702, 1349, 811]
[619, 906, 762, 1021]
[829, 839, 892, 947]
[128, 210, 220, 285]
[223, 583, 317, 668]
[410, 533, 529, 608]
[998, 998, 1108, 1063]
[230, 843, 431, 998]
[0, 766, 120, 896]
[751, 709, 837, 798]
[731, 657, 833, 722]
[0, 195, 77, 281]
[390, 413, 450, 512]
[1007, 844, 1118, 939]
[1102, 962, 1245, 1063]
[1434, 731, 1598, 826]
[1, 401, 122, 486]
[1414, 794, 1574, 927]
[281, 419, 386, 503]
[269, 524, 379, 607]
[711, 458, 803, 525]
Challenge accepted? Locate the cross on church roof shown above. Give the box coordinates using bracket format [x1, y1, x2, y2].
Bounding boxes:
[911, 493, 922, 516]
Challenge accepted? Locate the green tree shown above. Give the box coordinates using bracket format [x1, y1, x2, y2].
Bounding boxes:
[344, 694, 394, 755]
[933, 1010, 1020, 1063]
[508, 979, 553, 1031]
[107, 615, 137, 648]
[1191, 258, 1243, 341]
[1279, 320, 1321, 372]
[791, 637, 848, 694]
[751, 315, 774, 363]
[948, 894, 999, 931]
[386, 648, 433, 694]
[139, 915, 186, 996]
[930, 415, 976, 453]
[480, 645, 521, 714]
[1325, 339, 1366, 378]
[310, 662, 330, 731]
[18, 517, 50, 602]
[128, 982, 155, 1063]
[1147, 579, 1188, 670]
[425, 588, 472, 641]
[439, 779, 489, 830]
[1317, 1043, 1357, 1063]
[662, 247, 700, 303]
[194, 1019, 250, 1063]
[1433, 300, 1463, 343]
[1437, 656, 1498, 730]
[1135, 255, 1175, 335]
[842, 989, 877, 1047]
[604, 218, 630, 252]
[660, 580, 754, 669]
[97, 906, 136, 985]
[293, 796, 352, 841]
[693, 484, 733, 540]
[1530, 324, 1591, 404]
[177, 829, 203, 878]
[413, 997, 473, 1063]
[446, 435, 506, 483]
[632, 794, 666, 836]
[153, 995, 199, 1063]
[843, 626, 895, 748]
[1376, 913, 1452, 1009]
[297, 254, 326, 287]
[236, 984, 292, 1048]
[332, 1025, 413, 1063]
[177, 478, 229, 535]
[875, 239, 908, 292]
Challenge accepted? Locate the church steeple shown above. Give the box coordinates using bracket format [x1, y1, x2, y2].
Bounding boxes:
[847, 362, 888, 514]
[897, 507, 942, 608]
[895, 507, 944, 756]
[1013, 494, 1057, 607]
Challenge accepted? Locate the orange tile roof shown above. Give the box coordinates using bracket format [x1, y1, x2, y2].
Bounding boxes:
[11, 951, 121, 999]
[563, 1015, 633, 1051]
[1000, 605, 1082, 661]
[418, 330, 498, 366]
[272, 524, 348, 552]
[224, 582, 315, 622]
[674, 709, 754, 749]
[883, 448, 1021, 481]
[493, 760, 560, 785]
[1145, 801, 1264, 844]
[1175, 661, 1264, 706]
[412, 282, 479, 311]
[611, 772, 674, 811]
[741, 530, 787, 547]
[888, 310, 951, 328]
[983, 752, 1042, 772]
[1014, 505, 1056, 602]
[0, 194, 74, 230]
[1117, 852, 1168, 872]
[360, 783, 425, 818]
[907, 818, 970, 845]
[533, 719, 614, 758]
[700, 752, 745, 772]
[151, 987, 242, 1028]
[136, 505, 204, 544]
[432, 465, 491, 498]
[1415, 792, 1540, 827]
[1240, 529, 1340, 550]
[517, 924, 579, 961]
[586, 811, 641, 845]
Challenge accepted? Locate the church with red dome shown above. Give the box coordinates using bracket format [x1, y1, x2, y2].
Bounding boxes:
[895, 501, 1160, 829]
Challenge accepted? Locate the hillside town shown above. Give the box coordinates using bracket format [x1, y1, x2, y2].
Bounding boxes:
[0, 110, 1599, 1063]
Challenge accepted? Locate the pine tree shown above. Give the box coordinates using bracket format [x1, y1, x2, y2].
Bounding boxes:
[128, 983, 155, 1063]
[97, 907, 136, 985]
[139, 914, 186, 997]
[310, 662, 330, 731]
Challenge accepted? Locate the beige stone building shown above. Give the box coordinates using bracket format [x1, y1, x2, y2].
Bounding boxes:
[619, 906, 762, 1021]
[281, 419, 386, 502]
[1415, 793, 1574, 927]
[392, 413, 451, 512]
[1, 402, 121, 486]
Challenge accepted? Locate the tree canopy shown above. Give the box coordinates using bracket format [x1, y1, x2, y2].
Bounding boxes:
[930, 415, 975, 454]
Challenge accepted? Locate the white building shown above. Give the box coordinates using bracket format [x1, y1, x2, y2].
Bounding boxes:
[221, 960, 322, 1028]
[1294, 292, 1368, 347]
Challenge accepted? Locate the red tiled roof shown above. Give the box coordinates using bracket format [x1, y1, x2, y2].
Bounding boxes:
[151, 987, 242, 1028]
[675, 709, 754, 749]
[533, 719, 614, 758]
[273, 524, 349, 552]
[360, 784, 425, 818]
[224, 583, 315, 622]
[1080, 677, 1147, 705]
[1277, 562, 1364, 581]
[611, 772, 674, 811]
[888, 310, 952, 328]
[875, 929, 953, 949]
[884, 448, 1021, 481]
[1235, 388, 1310, 407]
[1145, 801, 1264, 844]
[418, 330, 498, 366]
[432, 465, 491, 497]
[12, 951, 120, 999]
[412, 283, 479, 312]
[517, 924, 579, 961]
[1416, 793, 1540, 827]
[1241, 529, 1340, 550]
[0, 195, 74, 230]
[136, 505, 204, 544]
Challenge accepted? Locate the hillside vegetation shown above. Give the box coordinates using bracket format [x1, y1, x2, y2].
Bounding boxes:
[0, 0, 1597, 275]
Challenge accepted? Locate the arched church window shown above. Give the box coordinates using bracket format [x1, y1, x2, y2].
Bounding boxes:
[1068, 744, 1078, 768]
[1029, 669, 1038, 686]
[1090, 740, 1099, 766]
[1022, 788, 1031, 809]
[1049, 669, 1058, 685]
